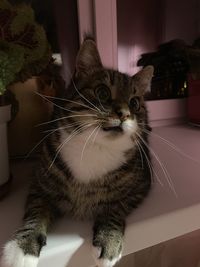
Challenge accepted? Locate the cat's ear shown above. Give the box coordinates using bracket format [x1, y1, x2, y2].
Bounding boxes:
[133, 66, 154, 94]
[76, 39, 103, 76]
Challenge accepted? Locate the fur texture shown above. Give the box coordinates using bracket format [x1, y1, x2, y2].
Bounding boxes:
[1, 39, 153, 267]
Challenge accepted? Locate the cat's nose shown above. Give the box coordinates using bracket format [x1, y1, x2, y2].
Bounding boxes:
[116, 109, 130, 121]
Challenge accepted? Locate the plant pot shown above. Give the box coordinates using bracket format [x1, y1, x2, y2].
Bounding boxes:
[0, 104, 12, 199]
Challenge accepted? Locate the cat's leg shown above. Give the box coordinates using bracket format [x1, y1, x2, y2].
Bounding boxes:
[92, 213, 125, 267]
[1, 192, 58, 267]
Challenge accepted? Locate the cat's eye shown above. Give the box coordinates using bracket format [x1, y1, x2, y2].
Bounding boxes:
[129, 97, 140, 112]
[95, 85, 111, 102]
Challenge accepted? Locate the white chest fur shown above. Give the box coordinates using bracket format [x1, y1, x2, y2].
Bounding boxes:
[59, 127, 135, 183]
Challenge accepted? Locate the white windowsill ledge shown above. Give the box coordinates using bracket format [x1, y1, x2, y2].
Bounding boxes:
[0, 124, 200, 267]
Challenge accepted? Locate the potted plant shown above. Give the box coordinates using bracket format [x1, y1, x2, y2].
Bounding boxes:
[0, 0, 52, 198]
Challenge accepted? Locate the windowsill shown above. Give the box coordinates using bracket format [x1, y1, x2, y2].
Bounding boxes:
[147, 98, 187, 127]
[0, 123, 200, 267]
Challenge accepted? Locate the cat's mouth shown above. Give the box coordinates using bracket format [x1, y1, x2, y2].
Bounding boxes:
[102, 126, 123, 132]
[102, 118, 124, 133]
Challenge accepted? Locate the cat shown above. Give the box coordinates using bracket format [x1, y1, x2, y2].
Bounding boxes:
[1, 38, 154, 267]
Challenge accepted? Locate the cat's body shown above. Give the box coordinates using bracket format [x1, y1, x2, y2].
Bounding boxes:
[1, 40, 153, 267]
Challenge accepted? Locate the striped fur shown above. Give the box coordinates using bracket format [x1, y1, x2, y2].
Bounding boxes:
[1, 39, 153, 267]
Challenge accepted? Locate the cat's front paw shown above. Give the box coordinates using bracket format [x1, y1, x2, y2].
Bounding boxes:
[93, 246, 122, 267]
[92, 230, 123, 267]
[1, 240, 39, 267]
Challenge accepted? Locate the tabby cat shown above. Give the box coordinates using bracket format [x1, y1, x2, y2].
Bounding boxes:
[1, 39, 154, 267]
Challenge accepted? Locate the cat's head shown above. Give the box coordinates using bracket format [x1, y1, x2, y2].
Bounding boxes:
[63, 39, 153, 141]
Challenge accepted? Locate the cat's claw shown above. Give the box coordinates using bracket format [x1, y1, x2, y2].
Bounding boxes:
[1, 240, 39, 267]
[93, 246, 122, 267]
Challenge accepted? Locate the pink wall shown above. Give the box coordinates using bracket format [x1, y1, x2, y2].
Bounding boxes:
[54, 0, 79, 85]
[54, 0, 199, 82]
[117, 0, 200, 75]
[117, 0, 163, 75]
[163, 0, 199, 44]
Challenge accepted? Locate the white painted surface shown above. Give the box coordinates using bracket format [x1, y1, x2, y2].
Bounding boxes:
[0, 124, 200, 267]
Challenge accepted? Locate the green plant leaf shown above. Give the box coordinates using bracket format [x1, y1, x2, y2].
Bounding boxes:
[0, 0, 12, 9]
[10, 4, 35, 35]
[0, 0, 52, 92]
[0, 42, 24, 94]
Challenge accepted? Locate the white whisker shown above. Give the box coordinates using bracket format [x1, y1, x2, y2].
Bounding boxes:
[143, 128, 200, 164]
[136, 138, 163, 186]
[97, 96, 109, 114]
[39, 94, 100, 114]
[36, 117, 69, 127]
[25, 130, 56, 159]
[35, 92, 79, 114]
[71, 78, 102, 114]
[48, 123, 96, 170]
[135, 139, 144, 169]
[92, 124, 101, 144]
[26, 117, 95, 158]
[36, 114, 97, 127]
[80, 125, 100, 162]
[43, 120, 96, 134]
[136, 133, 177, 196]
